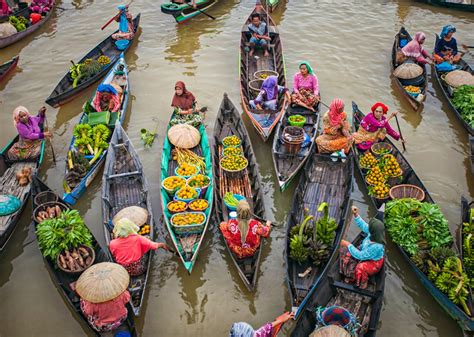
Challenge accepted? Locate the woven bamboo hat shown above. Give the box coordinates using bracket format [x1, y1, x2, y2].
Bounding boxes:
[76, 262, 130, 303]
[393, 62, 423, 79]
[309, 326, 351, 337]
[444, 70, 474, 88]
[167, 124, 201, 149]
[112, 206, 148, 226]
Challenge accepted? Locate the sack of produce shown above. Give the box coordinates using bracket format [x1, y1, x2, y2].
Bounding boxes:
[112, 206, 148, 227]
[444, 70, 474, 88]
[168, 124, 200, 149]
[393, 62, 423, 79]
[0, 22, 17, 38]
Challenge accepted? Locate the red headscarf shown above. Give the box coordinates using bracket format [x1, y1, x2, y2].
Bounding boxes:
[371, 102, 389, 114]
[171, 81, 196, 110]
[328, 98, 345, 127]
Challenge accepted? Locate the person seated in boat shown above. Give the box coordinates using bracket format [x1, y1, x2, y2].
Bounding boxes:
[249, 75, 290, 111]
[172, 0, 197, 9]
[291, 61, 320, 112]
[219, 199, 271, 259]
[352, 102, 404, 151]
[315, 98, 352, 155]
[248, 13, 270, 57]
[0, 0, 12, 16]
[8, 106, 52, 161]
[109, 218, 170, 276]
[229, 312, 294, 337]
[401, 32, 433, 66]
[112, 5, 135, 41]
[110, 69, 127, 98]
[434, 25, 466, 64]
[172, 81, 199, 114]
[339, 206, 385, 289]
[93, 84, 121, 113]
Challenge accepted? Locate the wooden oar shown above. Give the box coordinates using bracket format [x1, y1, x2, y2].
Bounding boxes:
[101, 3, 130, 30]
[44, 113, 56, 165]
[394, 113, 407, 152]
[197, 7, 215, 20]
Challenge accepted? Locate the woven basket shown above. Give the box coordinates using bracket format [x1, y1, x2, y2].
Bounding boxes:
[34, 191, 58, 206]
[171, 212, 206, 235]
[444, 70, 474, 88]
[56, 245, 96, 275]
[389, 184, 425, 201]
[393, 62, 423, 79]
[249, 79, 264, 97]
[371, 142, 393, 157]
[33, 202, 69, 223]
[253, 70, 279, 80]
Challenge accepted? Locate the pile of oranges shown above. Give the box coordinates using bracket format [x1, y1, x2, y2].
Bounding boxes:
[138, 224, 151, 235]
[360, 152, 378, 169]
[187, 174, 210, 188]
[368, 182, 390, 199]
[172, 213, 205, 226]
[168, 201, 187, 213]
[381, 154, 402, 177]
[222, 135, 241, 147]
[176, 186, 198, 200]
[163, 176, 185, 191]
[189, 199, 209, 211]
[223, 146, 242, 157]
[176, 163, 198, 177]
[366, 166, 386, 186]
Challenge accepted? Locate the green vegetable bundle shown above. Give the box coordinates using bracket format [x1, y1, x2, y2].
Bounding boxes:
[462, 207, 474, 285]
[224, 192, 239, 207]
[452, 85, 474, 129]
[9, 16, 27, 32]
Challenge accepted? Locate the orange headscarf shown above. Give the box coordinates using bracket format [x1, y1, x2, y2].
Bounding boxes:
[328, 98, 345, 127]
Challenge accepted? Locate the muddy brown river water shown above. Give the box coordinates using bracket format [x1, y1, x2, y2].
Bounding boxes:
[0, 0, 473, 336]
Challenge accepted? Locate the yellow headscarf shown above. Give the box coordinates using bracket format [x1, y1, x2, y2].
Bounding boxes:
[113, 218, 140, 238]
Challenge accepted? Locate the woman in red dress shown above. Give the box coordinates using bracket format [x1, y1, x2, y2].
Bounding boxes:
[219, 199, 271, 259]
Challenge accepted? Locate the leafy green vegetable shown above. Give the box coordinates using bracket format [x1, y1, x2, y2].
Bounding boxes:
[452, 85, 474, 128]
[462, 207, 474, 286]
[141, 128, 157, 148]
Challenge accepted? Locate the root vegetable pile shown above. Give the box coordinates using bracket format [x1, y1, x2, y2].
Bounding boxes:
[57, 246, 93, 272]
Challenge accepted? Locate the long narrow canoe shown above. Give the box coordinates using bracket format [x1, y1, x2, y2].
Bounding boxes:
[45, 15, 140, 108]
[63, 54, 130, 205]
[432, 35, 474, 136]
[391, 27, 427, 111]
[285, 151, 353, 320]
[160, 0, 217, 23]
[415, 0, 474, 12]
[31, 177, 137, 337]
[212, 94, 267, 291]
[101, 124, 154, 316]
[0, 126, 45, 251]
[0, 55, 19, 83]
[239, 0, 287, 142]
[160, 114, 214, 274]
[272, 103, 320, 191]
[353, 101, 474, 332]
[0, 6, 54, 49]
[291, 233, 385, 337]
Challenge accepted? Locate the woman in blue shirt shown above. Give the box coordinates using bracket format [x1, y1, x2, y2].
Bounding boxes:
[434, 25, 467, 64]
[339, 206, 385, 289]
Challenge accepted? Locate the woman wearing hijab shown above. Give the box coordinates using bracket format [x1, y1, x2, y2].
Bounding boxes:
[315, 98, 352, 154]
[401, 32, 433, 65]
[93, 84, 121, 112]
[291, 61, 320, 112]
[229, 312, 294, 337]
[434, 25, 465, 64]
[250, 75, 290, 111]
[171, 81, 198, 114]
[109, 218, 170, 276]
[112, 5, 135, 41]
[7, 106, 52, 161]
[339, 206, 385, 289]
[219, 199, 271, 259]
[352, 102, 403, 151]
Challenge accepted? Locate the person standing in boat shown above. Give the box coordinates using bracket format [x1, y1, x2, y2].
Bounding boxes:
[8, 106, 52, 161]
[401, 32, 433, 65]
[250, 75, 290, 111]
[93, 84, 121, 112]
[112, 5, 135, 41]
[315, 98, 352, 155]
[339, 206, 385, 289]
[291, 61, 320, 112]
[171, 81, 199, 114]
[229, 312, 294, 337]
[352, 102, 404, 151]
[219, 199, 271, 259]
[109, 218, 170, 276]
[434, 25, 466, 64]
[248, 13, 271, 57]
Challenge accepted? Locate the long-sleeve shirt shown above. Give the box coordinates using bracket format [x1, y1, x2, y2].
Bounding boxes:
[16, 111, 45, 140]
[434, 37, 458, 57]
[359, 113, 400, 140]
[255, 323, 273, 337]
[254, 85, 287, 105]
[248, 22, 267, 36]
[80, 291, 130, 327]
[348, 216, 384, 261]
[293, 72, 319, 95]
[109, 234, 159, 265]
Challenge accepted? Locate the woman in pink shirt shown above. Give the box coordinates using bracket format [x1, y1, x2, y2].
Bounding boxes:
[109, 218, 170, 276]
[291, 61, 320, 112]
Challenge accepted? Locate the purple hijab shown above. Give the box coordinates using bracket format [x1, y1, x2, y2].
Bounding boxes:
[260, 76, 278, 101]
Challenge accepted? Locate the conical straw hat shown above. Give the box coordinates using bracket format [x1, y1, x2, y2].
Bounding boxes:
[112, 206, 148, 226]
[167, 124, 201, 149]
[393, 62, 423, 79]
[309, 325, 351, 337]
[444, 70, 474, 88]
[76, 262, 130, 303]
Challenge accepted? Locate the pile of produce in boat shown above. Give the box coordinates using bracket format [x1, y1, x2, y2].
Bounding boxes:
[171, 212, 205, 226]
[222, 135, 241, 147]
[188, 199, 208, 211]
[69, 56, 111, 88]
[168, 201, 187, 213]
[138, 224, 151, 236]
[223, 146, 242, 157]
[224, 192, 239, 208]
[359, 152, 378, 169]
[57, 246, 94, 272]
[175, 186, 199, 200]
[64, 151, 90, 189]
[8, 15, 29, 32]
[404, 85, 421, 97]
[169, 113, 202, 127]
[380, 154, 402, 177]
[365, 166, 385, 185]
[72, 124, 110, 163]
[187, 174, 210, 189]
[172, 148, 206, 172]
[162, 176, 186, 192]
[462, 207, 474, 284]
[220, 155, 248, 172]
[452, 85, 474, 128]
[289, 203, 338, 266]
[35, 204, 63, 223]
[176, 162, 199, 177]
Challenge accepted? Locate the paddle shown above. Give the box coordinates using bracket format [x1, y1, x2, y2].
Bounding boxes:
[393, 113, 407, 152]
[43, 109, 56, 165]
[101, 3, 130, 30]
[196, 7, 215, 20]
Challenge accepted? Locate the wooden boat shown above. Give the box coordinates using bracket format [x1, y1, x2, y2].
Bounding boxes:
[285, 151, 353, 319]
[432, 35, 474, 136]
[415, 0, 474, 12]
[0, 55, 19, 83]
[160, 0, 217, 23]
[272, 103, 320, 191]
[31, 177, 137, 337]
[0, 6, 54, 49]
[160, 113, 214, 274]
[291, 233, 385, 337]
[353, 101, 474, 332]
[212, 94, 267, 291]
[264, 0, 281, 12]
[391, 27, 427, 111]
[0, 127, 45, 251]
[63, 54, 130, 205]
[101, 124, 154, 316]
[45, 15, 140, 108]
[239, 0, 287, 142]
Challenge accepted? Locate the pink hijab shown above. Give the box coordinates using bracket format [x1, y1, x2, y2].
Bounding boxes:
[12, 106, 30, 126]
[328, 98, 345, 127]
[402, 32, 426, 58]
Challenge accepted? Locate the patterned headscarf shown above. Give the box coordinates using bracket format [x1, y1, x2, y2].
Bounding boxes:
[229, 322, 255, 337]
[260, 75, 278, 101]
[12, 106, 30, 126]
[113, 218, 140, 238]
[328, 98, 345, 127]
[440, 25, 456, 39]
